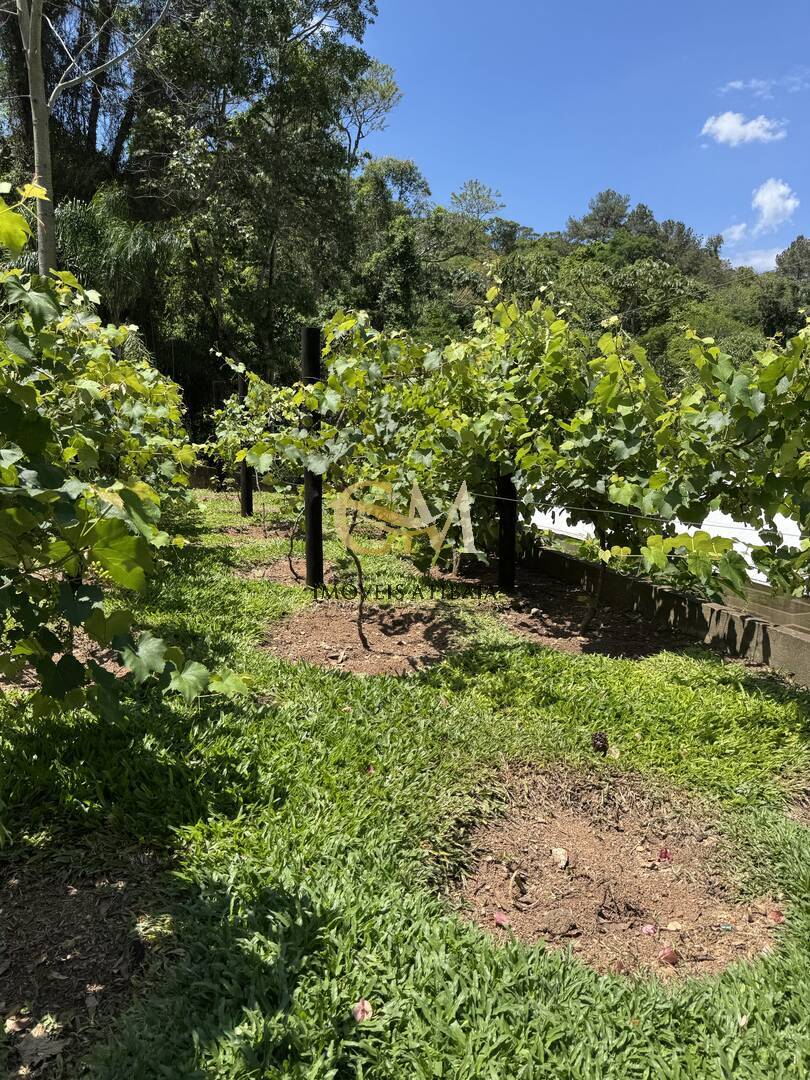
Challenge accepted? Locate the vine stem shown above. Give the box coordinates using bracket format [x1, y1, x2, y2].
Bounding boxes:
[347, 510, 370, 650]
[287, 504, 305, 582]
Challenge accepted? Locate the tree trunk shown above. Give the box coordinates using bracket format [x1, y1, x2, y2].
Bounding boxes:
[110, 90, 136, 171]
[17, 0, 58, 274]
[86, 3, 115, 151]
[0, 20, 33, 166]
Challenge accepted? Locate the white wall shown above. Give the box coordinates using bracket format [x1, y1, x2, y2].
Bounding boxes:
[532, 509, 802, 584]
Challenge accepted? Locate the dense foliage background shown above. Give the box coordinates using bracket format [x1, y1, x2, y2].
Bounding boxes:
[4, 0, 810, 437]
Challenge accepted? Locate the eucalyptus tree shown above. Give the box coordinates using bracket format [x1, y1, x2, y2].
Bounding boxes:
[338, 59, 401, 173]
[11, 0, 169, 271]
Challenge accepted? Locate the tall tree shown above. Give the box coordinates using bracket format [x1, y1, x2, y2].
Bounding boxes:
[450, 178, 504, 222]
[567, 189, 630, 242]
[776, 236, 810, 281]
[338, 59, 401, 172]
[13, 0, 169, 271]
[126, 0, 378, 374]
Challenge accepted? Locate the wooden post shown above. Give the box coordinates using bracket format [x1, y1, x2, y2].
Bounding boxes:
[302, 326, 324, 588]
[497, 473, 517, 592]
[238, 371, 254, 517]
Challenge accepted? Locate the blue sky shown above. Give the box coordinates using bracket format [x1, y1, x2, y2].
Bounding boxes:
[362, 0, 810, 270]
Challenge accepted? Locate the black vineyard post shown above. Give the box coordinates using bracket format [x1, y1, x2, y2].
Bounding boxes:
[497, 472, 517, 592]
[302, 326, 324, 588]
[238, 371, 254, 517]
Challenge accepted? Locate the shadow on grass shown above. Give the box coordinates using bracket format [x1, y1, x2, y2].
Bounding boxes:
[0, 838, 338, 1079]
[0, 689, 283, 843]
[421, 636, 810, 744]
[84, 878, 342, 1078]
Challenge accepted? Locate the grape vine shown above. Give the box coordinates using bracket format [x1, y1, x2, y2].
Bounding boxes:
[214, 292, 810, 600]
[1, 186, 245, 715]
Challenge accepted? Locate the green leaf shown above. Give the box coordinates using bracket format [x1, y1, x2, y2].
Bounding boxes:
[84, 606, 133, 646]
[209, 670, 249, 697]
[58, 582, 103, 626]
[5, 279, 60, 331]
[89, 519, 153, 590]
[37, 654, 86, 699]
[121, 631, 166, 683]
[169, 660, 209, 703]
[0, 200, 31, 256]
[304, 452, 329, 476]
[322, 387, 342, 413]
[17, 182, 47, 201]
[0, 394, 52, 455]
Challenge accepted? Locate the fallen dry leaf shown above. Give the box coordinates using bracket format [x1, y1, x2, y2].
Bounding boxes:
[18, 1033, 68, 1066]
[550, 847, 569, 869]
[768, 908, 785, 924]
[352, 999, 373, 1022]
[610, 958, 631, 974]
[4, 1015, 32, 1036]
[658, 946, 680, 966]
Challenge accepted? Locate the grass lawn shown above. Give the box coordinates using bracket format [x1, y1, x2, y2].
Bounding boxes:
[1, 492, 809, 1078]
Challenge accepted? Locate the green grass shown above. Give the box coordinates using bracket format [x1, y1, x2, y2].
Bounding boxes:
[1, 491, 809, 1078]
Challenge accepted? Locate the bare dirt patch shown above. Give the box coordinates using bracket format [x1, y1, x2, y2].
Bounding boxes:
[452, 766, 781, 979]
[223, 523, 294, 541]
[265, 601, 470, 675]
[427, 564, 684, 659]
[0, 841, 172, 1076]
[789, 787, 810, 829]
[503, 574, 683, 659]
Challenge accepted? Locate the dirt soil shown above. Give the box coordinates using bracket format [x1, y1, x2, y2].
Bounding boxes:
[426, 561, 690, 659]
[0, 841, 171, 1076]
[266, 601, 470, 675]
[0, 632, 125, 694]
[789, 786, 810, 829]
[452, 766, 782, 979]
[437, 566, 685, 659]
[501, 582, 679, 658]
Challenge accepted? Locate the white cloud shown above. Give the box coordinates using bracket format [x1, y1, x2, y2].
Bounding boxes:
[701, 111, 786, 146]
[720, 78, 775, 98]
[751, 177, 799, 233]
[719, 70, 810, 99]
[722, 222, 748, 245]
[728, 248, 782, 272]
[785, 69, 810, 93]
